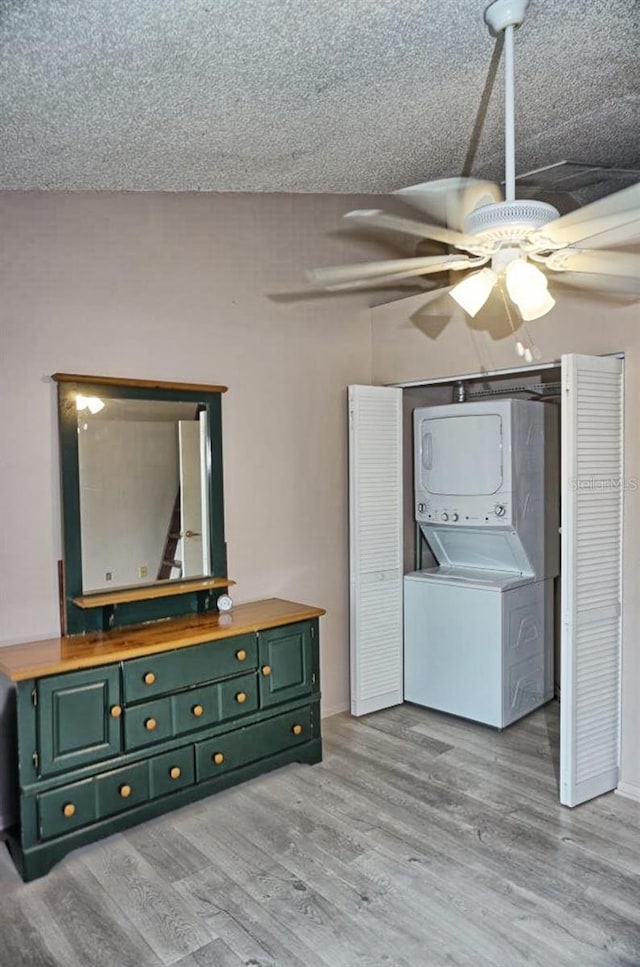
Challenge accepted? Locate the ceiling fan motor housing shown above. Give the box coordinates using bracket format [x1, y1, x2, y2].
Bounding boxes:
[463, 200, 560, 251]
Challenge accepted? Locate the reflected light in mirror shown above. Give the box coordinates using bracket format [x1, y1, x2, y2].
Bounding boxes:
[76, 394, 105, 414]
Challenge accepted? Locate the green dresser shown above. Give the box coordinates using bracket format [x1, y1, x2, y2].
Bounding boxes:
[1, 598, 323, 881]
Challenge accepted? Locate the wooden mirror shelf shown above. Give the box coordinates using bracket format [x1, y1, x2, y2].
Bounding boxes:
[72, 577, 237, 609]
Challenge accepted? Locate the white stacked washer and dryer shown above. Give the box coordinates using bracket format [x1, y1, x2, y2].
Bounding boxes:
[404, 399, 559, 729]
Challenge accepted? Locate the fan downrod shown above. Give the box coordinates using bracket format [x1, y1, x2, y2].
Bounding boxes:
[484, 0, 529, 35]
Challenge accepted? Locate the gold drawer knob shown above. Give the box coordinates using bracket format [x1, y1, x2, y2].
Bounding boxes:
[192, 704, 204, 718]
[292, 724, 303, 736]
[213, 752, 225, 765]
[110, 704, 123, 719]
[261, 665, 272, 677]
[62, 803, 76, 818]
[169, 766, 181, 780]
[144, 671, 156, 686]
[119, 784, 132, 798]
[235, 691, 247, 704]
[145, 717, 157, 731]
[235, 649, 247, 662]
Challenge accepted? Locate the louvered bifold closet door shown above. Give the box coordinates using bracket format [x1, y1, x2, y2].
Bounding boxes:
[560, 354, 624, 807]
[349, 386, 403, 716]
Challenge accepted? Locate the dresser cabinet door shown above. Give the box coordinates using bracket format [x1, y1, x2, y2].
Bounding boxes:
[37, 666, 122, 776]
[258, 621, 313, 708]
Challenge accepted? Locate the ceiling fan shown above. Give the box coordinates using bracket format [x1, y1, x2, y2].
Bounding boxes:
[306, 0, 640, 330]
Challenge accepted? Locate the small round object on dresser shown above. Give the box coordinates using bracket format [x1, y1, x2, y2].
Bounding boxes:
[144, 671, 156, 686]
[217, 594, 233, 613]
[145, 717, 157, 731]
[192, 704, 204, 717]
[213, 752, 225, 765]
[261, 665, 272, 677]
[292, 724, 303, 736]
[62, 803, 76, 818]
[110, 704, 122, 719]
[235, 648, 247, 662]
[169, 766, 181, 780]
[119, 784, 132, 799]
[235, 691, 247, 704]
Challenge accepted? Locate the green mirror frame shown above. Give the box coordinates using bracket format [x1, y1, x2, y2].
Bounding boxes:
[54, 373, 230, 635]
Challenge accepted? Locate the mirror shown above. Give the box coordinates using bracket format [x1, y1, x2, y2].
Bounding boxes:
[77, 398, 210, 592]
[55, 374, 228, 635]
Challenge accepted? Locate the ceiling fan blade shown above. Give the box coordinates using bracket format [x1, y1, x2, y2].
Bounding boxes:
[529, 183, 640, 247]
[306, 254, 484, 290]
[343, 209, 480, 249]
[548, 271, 640, 299]
[543, 248, 640, 279]
[394, 177, 503, 231]
[570, 218, 640, 250]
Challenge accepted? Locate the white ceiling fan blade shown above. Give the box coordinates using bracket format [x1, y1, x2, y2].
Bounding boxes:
[571, 218, 640, 250]
[343, 209, 480, 250]
[548, 271, 640, 299]
[394, 178, 503, 231]
[529, 184, 640, 247]
[306, 254, 484, 289]
[543, 248, 640, 279]
[322, 271, 450, 292]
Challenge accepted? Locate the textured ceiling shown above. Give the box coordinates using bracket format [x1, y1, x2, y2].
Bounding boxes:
[1, 0, 638, 193]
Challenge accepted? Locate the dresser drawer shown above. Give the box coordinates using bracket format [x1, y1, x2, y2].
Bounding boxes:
[219, 672, 258, 722]
[150, 746, 195, 799]
[124, 698, 174, 751]
[172, 682, 220, 736]
[122, 634, 257, 702]
[96, 761, 150, 819]
[196, 706, 313, 782]
[38, 778, 96, 840]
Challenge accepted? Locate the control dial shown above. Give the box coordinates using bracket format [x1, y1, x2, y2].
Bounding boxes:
[451, 512, 459, 522]
[441, 512, 449, 522]
[494, 503, 507, 518]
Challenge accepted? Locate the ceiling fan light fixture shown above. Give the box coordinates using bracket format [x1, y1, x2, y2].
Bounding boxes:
[516, 289, 556, 321]
[505, 258, 547, 299]
[503, 257, 554, 318]
[450, 268, 497, 317]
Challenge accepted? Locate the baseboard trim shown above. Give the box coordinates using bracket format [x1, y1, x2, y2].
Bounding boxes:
[616, 781, 640, 803]
[321, 702, 349, 719]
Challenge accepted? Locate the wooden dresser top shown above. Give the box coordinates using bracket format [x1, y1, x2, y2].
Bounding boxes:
[0, 598, 326, 682]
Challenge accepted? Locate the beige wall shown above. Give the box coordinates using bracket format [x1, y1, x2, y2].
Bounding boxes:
[0, 190, 393, 717]
[370, 290, 640, 799]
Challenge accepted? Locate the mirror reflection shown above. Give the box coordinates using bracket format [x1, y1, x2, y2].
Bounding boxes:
[77, 397, 210, 593]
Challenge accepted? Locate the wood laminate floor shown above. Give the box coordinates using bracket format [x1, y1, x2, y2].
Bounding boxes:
[0, 701, 638, 967]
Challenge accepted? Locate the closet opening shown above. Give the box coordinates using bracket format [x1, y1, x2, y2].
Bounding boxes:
[349, 353, 624, 807]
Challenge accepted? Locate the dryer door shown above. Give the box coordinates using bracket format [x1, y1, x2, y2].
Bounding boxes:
[417, 413, 503, 496]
